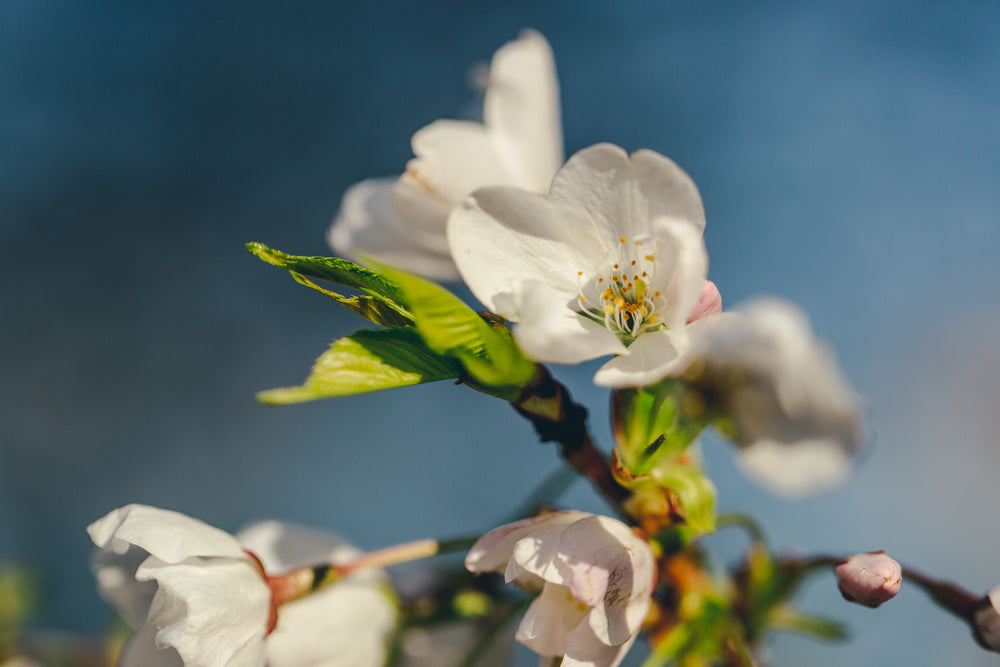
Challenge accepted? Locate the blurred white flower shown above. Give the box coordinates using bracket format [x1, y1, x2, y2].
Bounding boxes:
[329, 29, 562, 280]
[834, 551, 901, 608]
[680, 298, 866, 496]
[974, 587, 1000, 651]
[448, 142, 711, 387]
[88, 504, 396, 667]
[465, 511, 655, 667]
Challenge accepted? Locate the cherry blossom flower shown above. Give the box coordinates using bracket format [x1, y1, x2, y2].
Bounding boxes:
[448, 142, 711, 387]
[465, 511, 655, 667]
[679, 298, 865, 496]
[835, 551, 901, 608]
[328, 29, 562, 280]
[88, 504, 396, 667]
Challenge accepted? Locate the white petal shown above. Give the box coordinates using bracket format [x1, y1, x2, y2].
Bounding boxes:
[593, 329, 687, 388]
[514, 282, 626, 364]
[562, 620, 639, 667]
[737, 436, 854, 498]
[648, 216, 709, 329]
[466, 511, 589, 575]
[328, 178, 457, 281]
[138, 556, 270, 667]
[448, 187, 607, 318]
[687, 299, 865, 494]
[407, 120, 512, 204]
[118, 623, 184, 667]
[548, 144, 706, 244]
[88, 505, 246, 564]
[91, 542, 158, 626]
[483, 29, 563, 192]
[266, 579, 396, 667]
[236, 521, 361, 571]
[556, 516, 654, 647]
[514, 582, 587, 657]
[238, 521, 397, 667]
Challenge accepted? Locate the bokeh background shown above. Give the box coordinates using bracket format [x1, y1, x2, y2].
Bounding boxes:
[3, 1, 1000, 664]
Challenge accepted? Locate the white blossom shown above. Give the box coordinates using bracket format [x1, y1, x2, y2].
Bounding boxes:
[465, 511, 655, 667]
[448, 142, 711, 387]
[88, 504, 395, 667]
[679, 298, 865, 496]
[329, 29, 562, 280]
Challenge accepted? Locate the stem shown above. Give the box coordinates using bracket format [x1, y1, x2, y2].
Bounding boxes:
[510, 364, 631, 516]
[268, 535, 479, 607]
[716, 513, 767, 545]
[505, 465, 578, 523]
[783, 552, 981, 622]
[901, 566, 980, 622]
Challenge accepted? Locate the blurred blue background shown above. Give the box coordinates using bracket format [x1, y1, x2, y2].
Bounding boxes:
[3, 1, 1000, 664]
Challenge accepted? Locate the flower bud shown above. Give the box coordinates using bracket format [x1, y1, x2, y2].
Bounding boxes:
[835, 551, 901, 608]
[973, 586, 1000, 651]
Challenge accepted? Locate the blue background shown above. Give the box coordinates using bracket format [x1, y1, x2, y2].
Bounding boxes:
[3, 1, 1000, 664]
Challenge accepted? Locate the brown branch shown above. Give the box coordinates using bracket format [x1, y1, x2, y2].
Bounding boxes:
[511, 365, 631, 515]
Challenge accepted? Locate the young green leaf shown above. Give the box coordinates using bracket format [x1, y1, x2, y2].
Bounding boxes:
[289, 272, 413, 327]
[246, 243, 412, 322]
[374, 262, 537, 390]
[257, 328, 463, 404]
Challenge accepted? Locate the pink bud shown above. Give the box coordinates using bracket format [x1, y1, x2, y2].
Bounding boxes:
[835, 551, 902, 608]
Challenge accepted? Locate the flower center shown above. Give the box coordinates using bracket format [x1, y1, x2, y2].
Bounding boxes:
[577, 235, 667, 343]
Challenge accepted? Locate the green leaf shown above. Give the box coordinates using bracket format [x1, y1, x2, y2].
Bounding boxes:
[289, 272, 413, 327]
[374, 262, 537, 390]
[247, 243, 412, 321]
[257, 328, 463, 404]
[650, 462, 717, 534]
[611, 380, 711, 476]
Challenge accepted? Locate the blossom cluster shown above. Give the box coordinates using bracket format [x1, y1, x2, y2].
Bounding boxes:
[77, 28, 999, 667]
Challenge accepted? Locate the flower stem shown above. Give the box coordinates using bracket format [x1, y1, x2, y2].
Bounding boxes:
[510, 364, 631, 516]
[268, 535, 479, 608]
[782, 552, 981, 621]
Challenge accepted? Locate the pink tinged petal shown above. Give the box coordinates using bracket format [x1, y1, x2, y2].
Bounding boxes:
[407, 120, 511, 204]
[547, 144, 706, 245]
[515, 582, 589, 657]
[835, 552, 902, 608]
[466, 511, 590, 575]
[447, 187, 608, 319]
[514, 282, 626, 365]
[88, 504, 246, 564]
[556, 516, 655, 647]
[327, 178, 457, 281]
[593, 329, 688, 388]
[648, 216, 709, 330]
[687, 280, 722, 323]
[562, 623, 639, 667]
[483, 29, 563, 193]
[974, 587, 1000, 651]
[137, 556, 271, 667]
